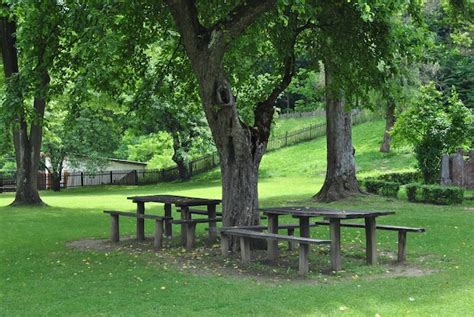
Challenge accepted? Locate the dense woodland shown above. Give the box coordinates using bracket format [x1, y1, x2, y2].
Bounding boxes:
[0, 1, 472, 226]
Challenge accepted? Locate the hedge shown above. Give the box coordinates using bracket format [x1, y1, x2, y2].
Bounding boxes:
[405, 183, 464, 205]
[364, 180, 400, 197]
[377, 171, 421, 185]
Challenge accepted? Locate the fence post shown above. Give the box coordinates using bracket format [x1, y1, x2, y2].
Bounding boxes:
[110, 171, 113, 184]
[134, 170, 138, 185]
[285, 131, 288, 147]
[80, 172, 84, 187]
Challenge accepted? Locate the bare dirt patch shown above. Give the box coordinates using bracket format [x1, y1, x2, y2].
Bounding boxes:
[67, 237, 436, 284]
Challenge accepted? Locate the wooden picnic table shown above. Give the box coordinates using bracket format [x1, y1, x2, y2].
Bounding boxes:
[127, 195, 221, 241]
[259, 206, 395, 273]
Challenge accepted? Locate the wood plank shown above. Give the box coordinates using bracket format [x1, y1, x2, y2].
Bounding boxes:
[365, 217, 377, 265]
[185, 222, 197, 251]
[220, 232, 230, 255]
[220, 229, 330, 245]
[315, 221, 425, 233]
[330, 218, 342, 272]
[180, 206, 190, 245]
[171, 217, 222, 224]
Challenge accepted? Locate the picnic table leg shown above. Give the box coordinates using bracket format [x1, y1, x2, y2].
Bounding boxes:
[365, 217, 377, 265]
[267, 214, 279, 260]
[110, 214, 119, 242]
[207, 204, 217, 241]
[164, 203, 172, 238]
[397, 230, 407, 262]
[330, 218, 342, 272]
[136, 202, 145, 241]
[154, 220, 163, 250]
[299, 217, 310, 276]
[180, 206, 191, 246]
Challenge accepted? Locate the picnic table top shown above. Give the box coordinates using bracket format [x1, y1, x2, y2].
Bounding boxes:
[259, 206, 395, 219]
[127, 194, 221, 206]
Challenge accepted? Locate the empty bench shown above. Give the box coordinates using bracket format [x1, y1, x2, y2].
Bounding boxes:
[103, 210, 171, 250]
[315, 221, 425, 262]
[220, 228, 330, 276]
[219, 223, 319, 250]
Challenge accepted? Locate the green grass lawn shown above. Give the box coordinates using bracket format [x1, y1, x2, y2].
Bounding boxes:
[1, 120, 473, 316]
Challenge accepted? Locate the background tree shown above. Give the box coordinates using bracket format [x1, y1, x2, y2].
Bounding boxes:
[1, 2, 66, 205]
[392, 83, 473, 183]
[41, 96, 121, 191]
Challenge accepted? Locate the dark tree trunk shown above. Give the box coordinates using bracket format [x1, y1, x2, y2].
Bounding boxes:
[380, 99, 396, 153]
[1, 13, 44, 205]
[166, 0, 292, 230]
[51, 173, 61, 192]
[314, 65, 363, 202]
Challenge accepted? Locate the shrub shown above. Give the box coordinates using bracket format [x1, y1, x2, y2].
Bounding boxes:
[404, 183, 464, 205]
[364, 180, 400, 197]
[378, 171, 421, 185]
[421, 185, 464, 205]
[379, 182, 400, 197]
[405, 183, 419, 202]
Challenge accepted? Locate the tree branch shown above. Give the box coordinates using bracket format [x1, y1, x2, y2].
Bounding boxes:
[165, 0, 208, 59]
[213, 0, 276, 45]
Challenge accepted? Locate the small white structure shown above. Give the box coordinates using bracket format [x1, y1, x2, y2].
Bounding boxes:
[43, 157, 147, 189]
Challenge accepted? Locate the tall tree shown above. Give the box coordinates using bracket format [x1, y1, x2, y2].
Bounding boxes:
[309, 1, 425, 201]
[0, 2, 62, 205]
[165, 0, 306, 227]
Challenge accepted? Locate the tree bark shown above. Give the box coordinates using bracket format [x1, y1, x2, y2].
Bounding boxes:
[1, 13, 44, 205]
[380, 98, 395, 153]
[314, 65, 363, 202]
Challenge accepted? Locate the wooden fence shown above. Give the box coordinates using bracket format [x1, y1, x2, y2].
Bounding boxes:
[0, 111, 378, 191]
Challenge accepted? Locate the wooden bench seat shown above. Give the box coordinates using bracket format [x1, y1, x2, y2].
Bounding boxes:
[220, 228, 330, 276]
[177, 208, 223, 217]
[218, 223, 319, 250]
[103, 210, 172, 250]
[314, 221, 426, 262]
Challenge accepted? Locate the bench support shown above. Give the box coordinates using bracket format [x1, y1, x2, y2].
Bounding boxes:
[397, 231, 407, 262]
[110, 214, 119, 242]
[207, 204, 217, 241]
[365, 217, 377, 265]
[240, 237, 251, 264]
[299, 217, 310, 275]
[330, 218, 341, 272]
[154, 220, 164, 250]
[267, 214, 279, 260]
[287, 228, 297, 251]
[186, 222, 197, 251]
[164, 203, 173, 238]
[180, 206, 190, 245]
[136, 202, 145, 241]
[221, 232, 229, 255]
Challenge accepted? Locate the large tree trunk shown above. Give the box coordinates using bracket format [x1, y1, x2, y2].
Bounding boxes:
[380, 98, 395, 153]
[1, 13, 44, 205]
[198, 68, 264, 228]
[314, 66, 363, 202]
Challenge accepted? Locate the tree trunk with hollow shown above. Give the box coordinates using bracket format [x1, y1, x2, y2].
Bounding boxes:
[166, 0, 294, 230]
[379, 98, 395, 153]
[314, 65, 363, 202]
